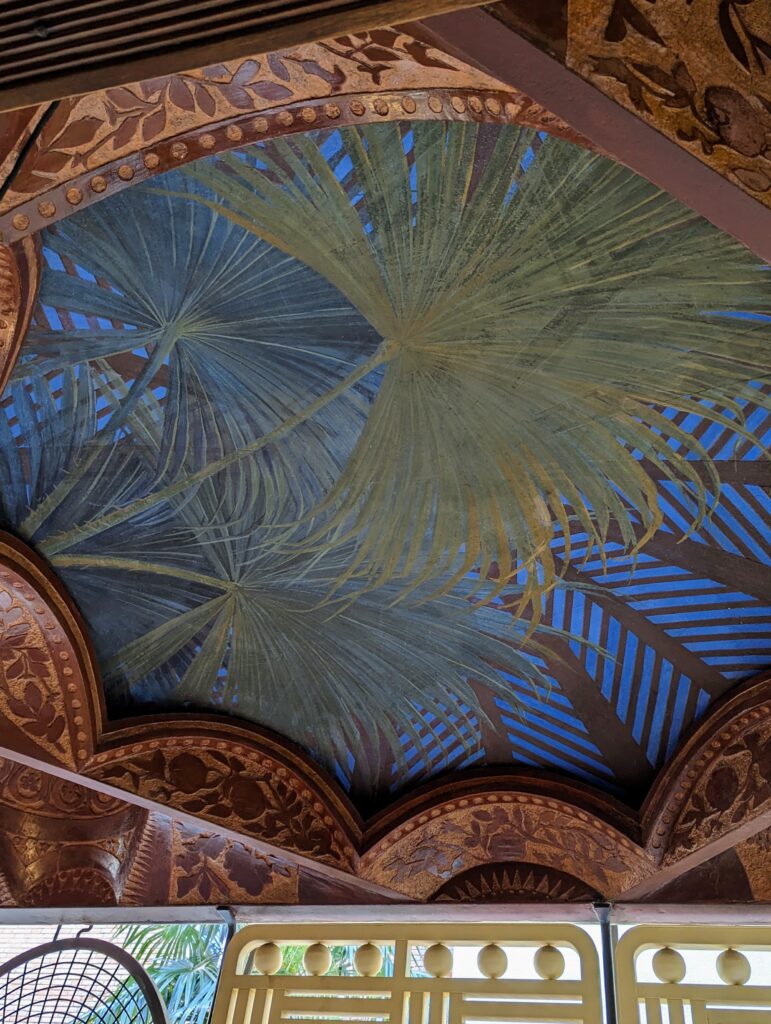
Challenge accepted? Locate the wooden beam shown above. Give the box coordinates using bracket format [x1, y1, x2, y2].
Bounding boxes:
[645, 461, 771, 488]
[557, 564, 729, 698]
[410, 7, 771, 262]
[534, 640, 654, 796]
[594, 521, 771, 607]
[0, 741, 403, 902]
[0, 1, 487, 113]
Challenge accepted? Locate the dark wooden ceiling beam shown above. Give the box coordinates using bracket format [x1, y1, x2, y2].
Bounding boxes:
[0, 1, 487, 112]
[410, 7, 771, 263]
[557, 563, 729, 698]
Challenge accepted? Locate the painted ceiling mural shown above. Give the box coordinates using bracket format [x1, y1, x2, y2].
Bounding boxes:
[0, 120, 769, 808]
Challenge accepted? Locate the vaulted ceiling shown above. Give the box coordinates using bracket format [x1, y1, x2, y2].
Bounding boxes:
[0, 3, 768, 911]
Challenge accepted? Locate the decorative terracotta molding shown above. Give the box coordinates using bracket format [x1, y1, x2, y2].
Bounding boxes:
[0, 758, 147, 907]
[359, 785, 655, 900]
[363, 769, 642, 849]
[432, 862, 599, 903]
[642, 673, 771, 867]
[566, 0, 771, 208]
[85, 725, 359, 869]
[0, 32, 588, 244]
[0, 238, 39, 395]
[0, 756, 396, 908]
[0, 532, 98, 771]
[1, 533, 768, 895]
[121, 814, 300, 907]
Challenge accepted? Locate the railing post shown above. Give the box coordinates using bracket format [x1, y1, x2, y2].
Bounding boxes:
[593, 902, 618, 1024]
[207, 906, 237, 1024]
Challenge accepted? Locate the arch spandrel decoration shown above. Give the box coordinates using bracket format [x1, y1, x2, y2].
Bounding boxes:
[642, 673, 771, 867]
[0, 529, 769, 898]
[358, 789, 656, 900]
[0, 30, 589, 244]
[0, 532, 360, 871]
[0, 531, 98, 770]
[84, 726, 360, 869]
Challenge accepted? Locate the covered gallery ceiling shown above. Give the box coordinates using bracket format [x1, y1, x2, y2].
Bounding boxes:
[1, 113, 769, 811]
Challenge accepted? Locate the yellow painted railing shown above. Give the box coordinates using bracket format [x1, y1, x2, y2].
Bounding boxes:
[210, 924, 602, 1024]
[616, 925, 771, 1023]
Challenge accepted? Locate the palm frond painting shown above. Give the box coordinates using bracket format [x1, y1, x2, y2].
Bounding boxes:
[0, 120, 769, 796]
[53, 464, 567, 770]
[185, 123, 771, 610]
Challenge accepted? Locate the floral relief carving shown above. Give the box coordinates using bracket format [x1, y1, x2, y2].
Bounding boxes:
[0, 534, 95, 770]
[567, 0, 771, 202]
[0, 33, 504, 217]
[171, 823, 297, 904]
[85, 743, 355, 869]
[664, 718, 771, 863]
[318, 29, 457, 85]
[0, 757, 307, 907]
[643, 674, 771, 866]
[0, 580, 72, 762]
[0, 758, 122, 817]
[360, 796, 654, 900]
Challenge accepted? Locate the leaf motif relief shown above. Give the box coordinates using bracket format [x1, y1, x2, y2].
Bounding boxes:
[604, 0, 664, 45]
[719, 0, 771, 73]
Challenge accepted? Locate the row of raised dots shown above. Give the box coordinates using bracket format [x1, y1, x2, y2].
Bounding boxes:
[8, 92, 516, 232]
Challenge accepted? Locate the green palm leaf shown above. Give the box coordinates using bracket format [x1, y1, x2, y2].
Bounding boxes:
[53, 466, 572, 784]
[14, 177, 380, 539]
[116, 923, 225, 1024]
[0, 363, 163, 538]
[188, 122, 771, 610]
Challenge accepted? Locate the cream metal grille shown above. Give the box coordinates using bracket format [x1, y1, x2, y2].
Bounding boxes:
[210, 925, 602, 1024]
[615, 925, 771, 1023]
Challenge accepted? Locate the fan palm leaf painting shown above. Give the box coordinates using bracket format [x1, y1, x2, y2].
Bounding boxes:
[1, 120, 769, 800]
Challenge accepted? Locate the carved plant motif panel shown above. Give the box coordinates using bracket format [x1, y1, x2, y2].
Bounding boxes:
[0, 117, 770, 808]
[643, 675, 771, 865]
[169, 822, 298, 904]
[359, 795, 654, 899]
[0, 31, 588, 242]
[663, 714, 771, 863]
[567, 0, 771, 203]
[0, 757, 374, 907]
[86, 742, 354, 867]
[0, 534, 95, 769]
